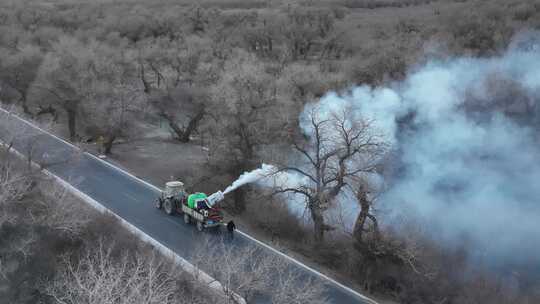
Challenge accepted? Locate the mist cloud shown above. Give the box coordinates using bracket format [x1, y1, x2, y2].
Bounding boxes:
[310, 31, 540, 262]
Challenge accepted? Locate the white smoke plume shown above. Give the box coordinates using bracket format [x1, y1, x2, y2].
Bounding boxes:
[223, 32, 540, 266]
[222, 163, 310, 214]
[223, 164, 278, 194]
[309, 31, 540, 263]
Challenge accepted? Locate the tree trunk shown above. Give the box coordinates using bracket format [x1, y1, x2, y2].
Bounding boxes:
[353, 207, 369, 248]
[310, 204, 325, 242]
[104, 134, 116, 154]
[20, 93, 31, 115]
[353, 190, 370, 249]
[165, 118, 182, 138]
[176, 108, 205, 143]
[162, 110, 204, 143]
[140, 63, 151, 94]
[353, 193, 377, 294]
[66, 108, 77, 141]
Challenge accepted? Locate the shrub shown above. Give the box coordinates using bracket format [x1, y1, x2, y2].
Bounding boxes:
[349, 50, 408, 85]
[395, 19, 421, 35]
[244, 193, 307, 242]
[449, 8, 513, 56]
[332, 6, 346, 19]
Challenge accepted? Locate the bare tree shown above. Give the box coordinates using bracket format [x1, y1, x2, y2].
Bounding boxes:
[137, 38, 212, 143]
[0, 157, 20, 201]
[349, 181, 436, 293]
[207, 53, 289, 163]
[281, 8, 335, 61]
[0, 45, 43, 114]
[270, 259, 329, 304]
[0, 149, 31, 225]
[205, 55, 290, 210]
[189, 7, 207, 33]
[192, 238, 270, 303]
[150, 85, 207, 143]
[186, 6, 219, 34]
[15, 6, 49, 32]
[0, 114, 36, 204]
[241, 16, 280, 58]
[45, 238, 196, 304]
[192, 237, 328, 304]
[0, 147, 34, 279]
[273, 108, 387, 242]
[30, 37, 94, 141]
[30, 37, 143, 149]
[84, 53, 144, 154]
[35, 181, 91, 239]
[351, 179, 380, 250]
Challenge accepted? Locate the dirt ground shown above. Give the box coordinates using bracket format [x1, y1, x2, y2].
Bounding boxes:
[96, 138, 210, 188]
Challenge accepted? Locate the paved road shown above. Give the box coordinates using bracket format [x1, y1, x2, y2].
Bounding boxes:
[0, 109, 374, 304]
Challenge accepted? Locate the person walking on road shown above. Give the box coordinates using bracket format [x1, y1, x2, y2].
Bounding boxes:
[226, 220, 236, 241]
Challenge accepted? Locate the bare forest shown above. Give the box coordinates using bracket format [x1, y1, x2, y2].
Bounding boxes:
[1, 0, 540, 303]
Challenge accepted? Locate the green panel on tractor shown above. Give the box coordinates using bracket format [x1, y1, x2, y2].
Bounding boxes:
[187, 192, 207, 209]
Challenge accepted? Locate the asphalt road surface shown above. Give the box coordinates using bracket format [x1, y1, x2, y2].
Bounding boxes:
[0, 109, 374, 304]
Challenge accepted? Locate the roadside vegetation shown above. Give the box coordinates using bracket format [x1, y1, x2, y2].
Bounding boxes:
[0, 146, 222, 304]
[1, 0, 540, 303]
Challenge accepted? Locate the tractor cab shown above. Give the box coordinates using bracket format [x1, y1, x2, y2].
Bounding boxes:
[156, 181, 186, 215]
[164, 181, 186, 200]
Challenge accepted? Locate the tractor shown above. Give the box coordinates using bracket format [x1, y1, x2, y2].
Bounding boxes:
[155, 181, 224, 231]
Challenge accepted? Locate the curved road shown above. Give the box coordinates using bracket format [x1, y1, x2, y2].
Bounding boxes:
[0, 108, 375, 304]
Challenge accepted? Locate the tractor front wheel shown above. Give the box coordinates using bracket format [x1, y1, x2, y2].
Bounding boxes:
[183, 213, 191, 224]
[155, 198, 162, 209]
[196, 221, 204, 232]
[164, 199, 174, 215]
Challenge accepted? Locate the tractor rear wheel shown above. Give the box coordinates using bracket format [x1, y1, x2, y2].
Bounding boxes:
[196, 221, 204, 232]
[164, 199, 174, 215]
[183, 213, 191, 224]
